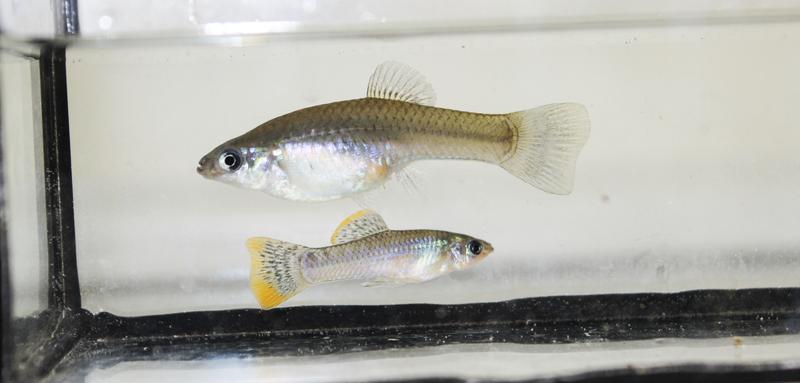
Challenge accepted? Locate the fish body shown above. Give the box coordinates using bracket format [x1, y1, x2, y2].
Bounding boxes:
[230, 98, 511, 201]
[247, 210, 493, 309]
[198, 61, 590, 201]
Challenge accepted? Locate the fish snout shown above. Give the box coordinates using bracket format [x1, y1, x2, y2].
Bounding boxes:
[197, 156, 211, 176]
[471, 240, 493, 264]
[478, 241, 494, 260]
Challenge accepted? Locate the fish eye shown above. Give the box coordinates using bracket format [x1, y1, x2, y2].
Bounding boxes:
[467, 240, 483, 256]
[219, 150, 242, 172]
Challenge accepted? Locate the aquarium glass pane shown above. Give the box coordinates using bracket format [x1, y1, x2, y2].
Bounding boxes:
[1, 50, 47, 317]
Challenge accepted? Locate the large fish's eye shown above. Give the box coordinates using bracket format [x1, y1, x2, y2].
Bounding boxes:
[467, 240, 483, 256]
[219, 150, 242, 172]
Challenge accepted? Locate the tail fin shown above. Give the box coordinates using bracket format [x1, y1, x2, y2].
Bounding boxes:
[246, 237, 309, 309]
[501, 103, 590, 195]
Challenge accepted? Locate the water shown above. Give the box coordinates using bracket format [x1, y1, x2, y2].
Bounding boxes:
[3, 15, 800, 382]
[60, 22, 800, 315]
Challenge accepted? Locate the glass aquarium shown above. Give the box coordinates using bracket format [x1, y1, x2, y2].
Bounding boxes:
[2, 1, 800, 382]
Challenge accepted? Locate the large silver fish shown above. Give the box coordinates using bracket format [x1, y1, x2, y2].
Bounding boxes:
[247, 210, 492, 309]
[198, 61, 590, 201]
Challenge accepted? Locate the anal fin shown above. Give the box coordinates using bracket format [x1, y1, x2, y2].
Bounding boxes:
[361, 278, 406, 288]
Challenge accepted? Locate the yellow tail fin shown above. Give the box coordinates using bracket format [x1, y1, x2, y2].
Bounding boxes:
[247, 237, 309, 309]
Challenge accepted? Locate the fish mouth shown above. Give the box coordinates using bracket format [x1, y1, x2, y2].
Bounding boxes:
[476, 242, 494, 262]
[196, 156, 211, 176]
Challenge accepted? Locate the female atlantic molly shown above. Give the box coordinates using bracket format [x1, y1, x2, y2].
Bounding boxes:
[247, 210, 493, 309]
[197, 61, 590, 201]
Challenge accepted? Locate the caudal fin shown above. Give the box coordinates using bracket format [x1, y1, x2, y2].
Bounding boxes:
[500, 103, 590, 195]
[246, 237, 309, 309]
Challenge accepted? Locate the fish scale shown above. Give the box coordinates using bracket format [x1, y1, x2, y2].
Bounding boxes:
[301, 230, 447, 284]
[246, 98, 513, 165]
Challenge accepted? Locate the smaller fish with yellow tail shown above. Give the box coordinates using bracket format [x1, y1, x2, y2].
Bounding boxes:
[247, 210, 493, 309]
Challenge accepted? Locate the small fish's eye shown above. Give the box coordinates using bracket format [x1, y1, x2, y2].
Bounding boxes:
[219, 150, 242, 172]
[467, 240, 483, 256]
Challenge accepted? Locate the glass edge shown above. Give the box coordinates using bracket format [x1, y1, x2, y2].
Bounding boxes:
[0, 9, 799, 49]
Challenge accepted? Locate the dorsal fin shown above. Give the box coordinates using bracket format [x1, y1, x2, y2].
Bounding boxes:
[330, 210, 389, 245]
[366, 61, 436, 106]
